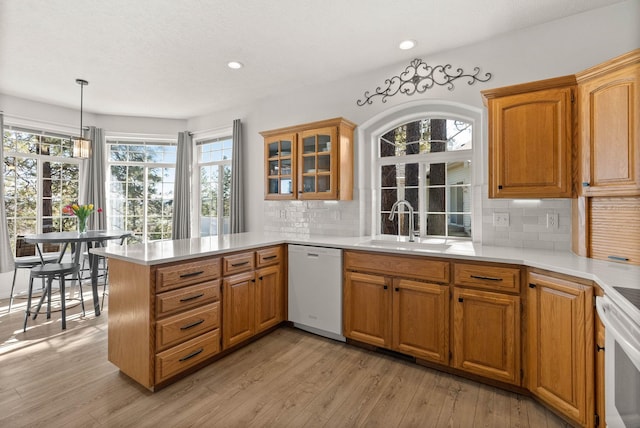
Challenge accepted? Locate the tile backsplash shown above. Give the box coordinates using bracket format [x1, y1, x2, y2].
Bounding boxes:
[264, 200, 360, 237]
[480, 189, 572, 251]
[264, 191, 572, 251]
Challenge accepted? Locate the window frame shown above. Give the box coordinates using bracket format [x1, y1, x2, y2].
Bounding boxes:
[3, 125, 84, 253]
[361, 101, 483, 241]
[105, 137, 177, 243]
[193, 134, 233, 237]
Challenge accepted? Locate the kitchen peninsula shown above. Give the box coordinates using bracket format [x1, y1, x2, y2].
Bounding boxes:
[94, 232, 639, 427]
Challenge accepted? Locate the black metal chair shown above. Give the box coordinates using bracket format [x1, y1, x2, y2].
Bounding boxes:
[9, 236, 60, 312]
[24, 263, 81, 331]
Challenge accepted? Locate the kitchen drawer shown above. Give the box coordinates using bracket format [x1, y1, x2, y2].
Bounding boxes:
[256, 246, 282, 268]
[223, 252, 255, 276]
[156, 280, 221, 318]
[156, 258, 221, 293]
[155, 329, 221, 383]
[344, 250, 450, 284]
[453, 263, 521, 293]
[156, 303, 220, 351]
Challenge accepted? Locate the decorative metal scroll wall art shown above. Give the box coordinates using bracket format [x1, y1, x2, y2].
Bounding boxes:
[357, 58, 492, 106]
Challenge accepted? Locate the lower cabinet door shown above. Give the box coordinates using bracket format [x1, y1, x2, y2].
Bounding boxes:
[223, 271, 256, 349]
[527, 272, 594, 427]
[392, 278, 449, 364]
[255, 264, 282, 333]
[155, 329, 221, 383]
[452, 287, 520, 385]
[343, 271, 391, 348]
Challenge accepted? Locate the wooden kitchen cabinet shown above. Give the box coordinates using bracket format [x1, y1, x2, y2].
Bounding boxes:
[222, 246, 285, 349]
[451, 262, 522, 386]
[223, 271, 256, 348]
[576, 49, 640, 196]
[261, 117, 356, 201]
[107, 244, 284, 390]
[482, 76, 575, 198]
[343, 270, 391, 348]
[527, 270, 594, 428]
[452, 285, 521, 385]
[108, 256, 222, 389]
[393, 277, 449, 364]
[264, 133, 297, 200]
[343, 251, 450, 364]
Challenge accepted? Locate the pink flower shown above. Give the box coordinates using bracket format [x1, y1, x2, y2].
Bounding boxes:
[97, 207, 103, 213]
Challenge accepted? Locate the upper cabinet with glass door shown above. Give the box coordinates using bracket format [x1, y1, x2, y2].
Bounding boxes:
[264, 133, 296, 200]
[261, 117, 356, 201]
[299, 127, 337, 199]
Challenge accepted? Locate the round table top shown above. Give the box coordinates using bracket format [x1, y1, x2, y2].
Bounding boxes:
[24, 230, 131, 243]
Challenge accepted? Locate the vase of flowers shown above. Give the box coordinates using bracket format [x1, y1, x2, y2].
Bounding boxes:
[63, 203, 102, 233]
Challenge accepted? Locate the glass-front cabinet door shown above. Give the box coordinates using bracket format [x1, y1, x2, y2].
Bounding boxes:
[298, 127, 338, 199]
[264, 133, 296, 200]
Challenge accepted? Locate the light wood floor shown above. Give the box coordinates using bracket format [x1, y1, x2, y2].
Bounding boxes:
[0, 295, 571, 428]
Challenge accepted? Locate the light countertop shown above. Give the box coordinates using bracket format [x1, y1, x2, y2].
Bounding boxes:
[93, 232, 640, 320]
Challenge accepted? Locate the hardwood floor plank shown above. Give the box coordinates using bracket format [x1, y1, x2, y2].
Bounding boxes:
[0, 299, 571, 428]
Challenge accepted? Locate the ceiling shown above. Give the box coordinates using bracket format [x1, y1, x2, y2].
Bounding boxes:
[0, 0, 624, 119]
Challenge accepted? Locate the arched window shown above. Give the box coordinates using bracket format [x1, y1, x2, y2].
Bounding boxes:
[362, 101, 481, 240]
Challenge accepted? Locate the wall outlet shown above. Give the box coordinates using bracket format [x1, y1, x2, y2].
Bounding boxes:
[547, 212, 559, 229]
[493, 212, 510, 227]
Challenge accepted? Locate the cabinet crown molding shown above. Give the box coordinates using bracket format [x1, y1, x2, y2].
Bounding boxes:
[480, 75, 576, 106]
[259, 117, 356, 138]
[575, 48, 640, 83]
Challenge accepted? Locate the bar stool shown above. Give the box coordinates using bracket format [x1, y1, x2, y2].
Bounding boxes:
[23, 263, 81, 331]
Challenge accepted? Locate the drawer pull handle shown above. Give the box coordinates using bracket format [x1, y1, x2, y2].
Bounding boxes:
[262, 255, 277, 260]
[179, 348, 204, 362]
[180, 319, 205, 330]
[231, 261, 249, 267]
[180, 293, 204, 302]
[470, 275, 503, 282]
[608, 255, 629, 262]
[180, 271, 204, 279]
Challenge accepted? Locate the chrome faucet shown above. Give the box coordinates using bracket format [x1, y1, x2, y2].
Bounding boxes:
[388, 200, 415, 242]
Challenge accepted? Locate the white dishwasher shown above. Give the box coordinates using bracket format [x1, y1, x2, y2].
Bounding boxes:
[288, 245, 344, 342]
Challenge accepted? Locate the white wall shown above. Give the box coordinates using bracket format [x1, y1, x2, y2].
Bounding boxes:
[189, 0, 639, 241]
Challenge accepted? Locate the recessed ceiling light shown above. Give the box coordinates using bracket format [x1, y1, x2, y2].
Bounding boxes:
[227, 61, 243, 69]
[399, 40, 416, 50]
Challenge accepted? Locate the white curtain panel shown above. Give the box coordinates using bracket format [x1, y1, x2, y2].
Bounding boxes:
[230, 119, 244, 234]
[172, 131, 193, 239]
[0, 113, 15, 272]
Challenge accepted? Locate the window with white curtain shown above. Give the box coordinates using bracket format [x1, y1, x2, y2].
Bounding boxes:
[106, 139, 177, 243]
[377, 118, 473, 239]
[2, 126, 82, 254]
[196, 136, 232, 237]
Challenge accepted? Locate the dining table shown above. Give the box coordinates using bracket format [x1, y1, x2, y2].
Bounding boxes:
[23, 230, 132, 316]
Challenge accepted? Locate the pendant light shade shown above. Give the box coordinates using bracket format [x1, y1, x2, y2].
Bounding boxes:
[73, 78, 91, 158]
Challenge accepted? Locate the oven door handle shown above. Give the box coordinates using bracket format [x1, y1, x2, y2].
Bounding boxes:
[596, 296, 640, 369]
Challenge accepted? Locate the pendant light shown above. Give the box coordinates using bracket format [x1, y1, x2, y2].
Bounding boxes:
[73, 78, 91, 158]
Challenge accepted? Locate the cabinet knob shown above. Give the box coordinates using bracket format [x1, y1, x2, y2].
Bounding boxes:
[582, 182, 590, 187]
[383, 285, 388, 290]
[529, 283, 536, 288]
[498, 185, 503, 190]
[458, 297, 464, 303]
[596, 344, 605, 352]
[395, 287, 399, 292]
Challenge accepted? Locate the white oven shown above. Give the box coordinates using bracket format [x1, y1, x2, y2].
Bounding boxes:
[596, 293, 640, 428]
